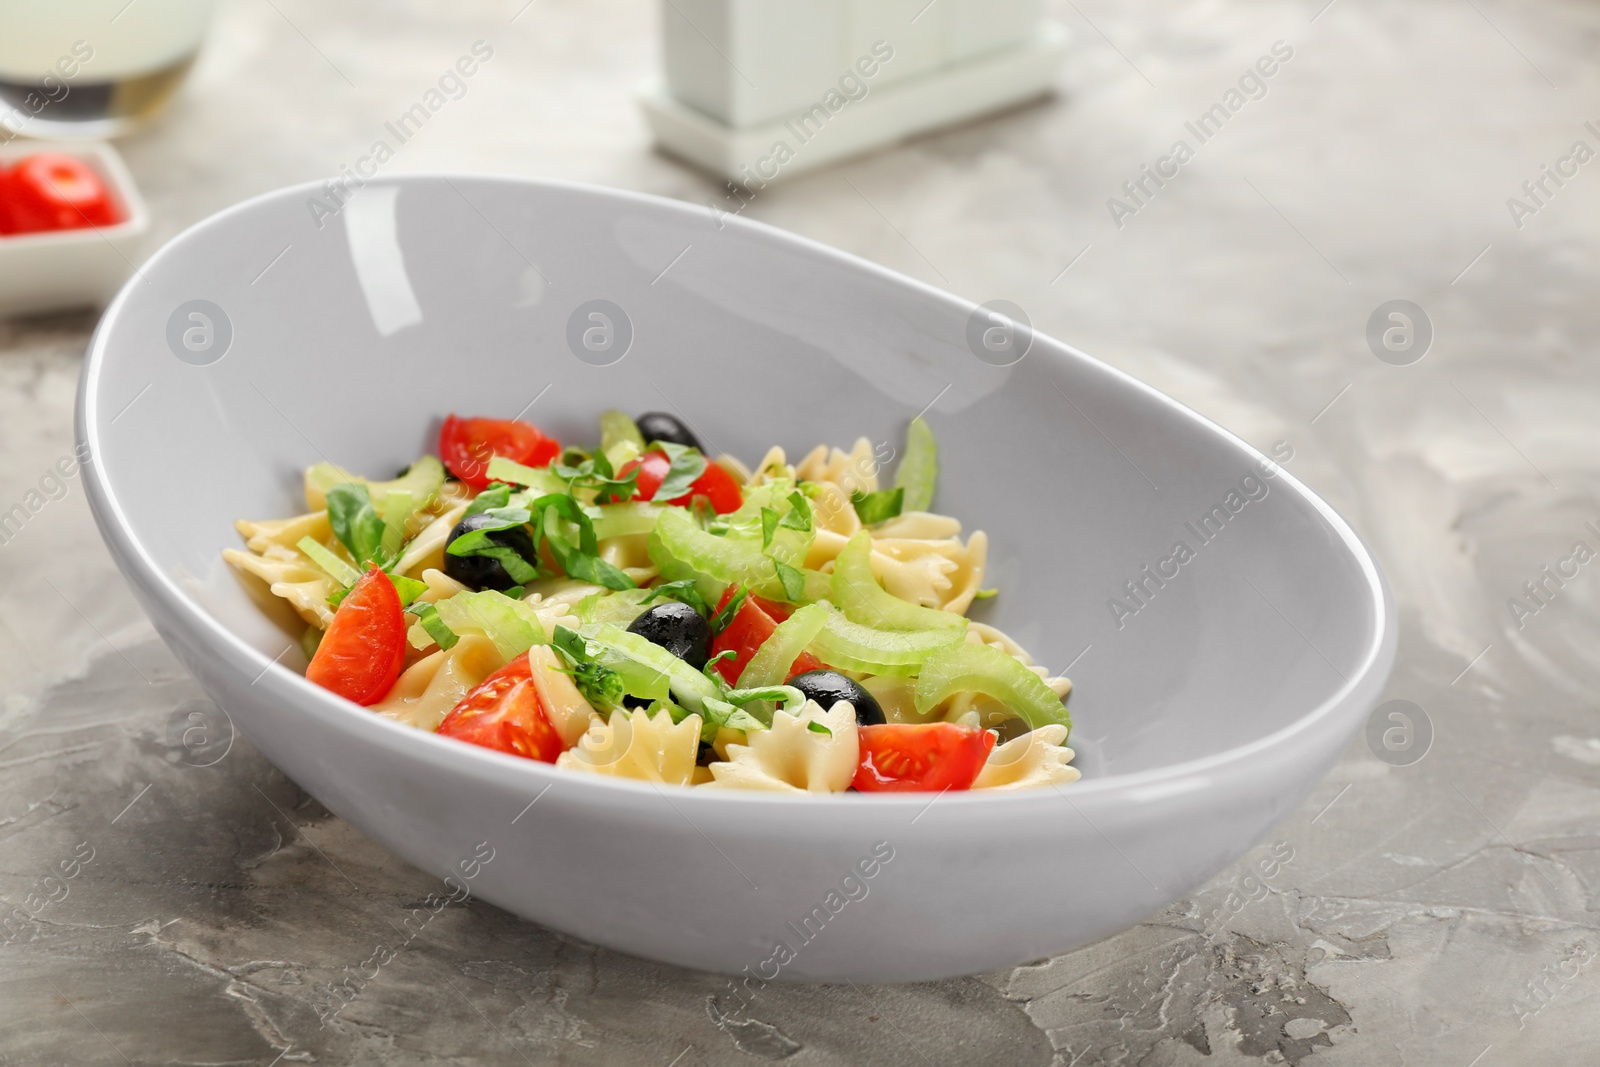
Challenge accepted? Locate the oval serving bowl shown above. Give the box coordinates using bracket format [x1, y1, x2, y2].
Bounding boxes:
[78, 176, 1395, 983]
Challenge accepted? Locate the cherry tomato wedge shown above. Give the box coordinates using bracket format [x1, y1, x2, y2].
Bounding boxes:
[618, 449, 743, 514]
[852, 723, 997, 793]
[439, 415, 560, 490]
[0, 153, 121, 235]
[708, 586, 824, 685]
[436, 652, 564, 762]
[305, 565, 406, 706]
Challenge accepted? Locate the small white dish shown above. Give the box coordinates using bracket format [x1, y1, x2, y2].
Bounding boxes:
[78, 175, 1396, 982]
[0, 141, 149, 318]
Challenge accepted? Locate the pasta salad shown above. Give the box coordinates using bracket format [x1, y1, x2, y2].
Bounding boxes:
[224, 411, 1079, 793]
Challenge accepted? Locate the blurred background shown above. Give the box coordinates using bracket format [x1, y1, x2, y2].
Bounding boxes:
[3, 0, 1598, 1063]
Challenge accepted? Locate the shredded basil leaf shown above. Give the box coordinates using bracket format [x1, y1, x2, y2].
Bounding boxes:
[703, 648, 737, 683]
[652, 442, 709, 501]
[464, 483, 513, 518]
[709, 587, 748, 635]
[446, 506, 541, 585]
[781, 490, 812, 532]
[973, 588, 998, 600]
[641, 579, 711, 618]
[406, 602, 460, 650]
[850, 487, 904, 526]
[531, 495, 635, 590]
[326, 484, 388, 566]
[772, 558, 805, 602]
[807, 720, 832, 736]
[760, 507, 780, 549]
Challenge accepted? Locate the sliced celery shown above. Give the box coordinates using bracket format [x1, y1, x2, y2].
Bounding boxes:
[433, 591, 547, 662]
[380, 489, 413, 559]
[894, 417, 938, 512]
[487, 456, 567, 496]
[649, 507, 827, 604]
[297, 536, 360, 587]
[305, 455, 446, 512]
[736, 601, 833, 689]
[721, 478, 813, 567]
[592, 623, 722, 716]
[830, 531, 966, 632]
[589, 501, 663, 540]
[599, 409, 645, 452]
[809, 612, 965, 677]
[914, 642, 1070, 731]
[574, 587, 654, 629]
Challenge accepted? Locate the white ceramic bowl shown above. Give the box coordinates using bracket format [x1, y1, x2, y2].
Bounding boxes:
[0, 141, 149, 318]
[78, 175, 1395, 982]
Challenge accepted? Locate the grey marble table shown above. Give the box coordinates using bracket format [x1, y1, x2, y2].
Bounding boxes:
[3, 0, 1597, 1063]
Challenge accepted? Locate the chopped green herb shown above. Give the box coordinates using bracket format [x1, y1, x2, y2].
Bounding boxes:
[326, 483, 388, 565]
[446, 505, 540, 585]
[652, 442, 709, 501]
[300, 625, 323, 660]
[640, 579, 711, 618]
[531, 494, 635, 590]
[973, 588, 999, 600]
[760, 507, 780, 549]
[703, 648, 737, 683]
[406, 601, 459, 650]
[850, 487, 904, 526]
[772, 558, 805, 602]
[463, 483, 513, 517]
[780, 490, 812, 532]
[709, 586, 748, 634]
[807, 720, 832, 736]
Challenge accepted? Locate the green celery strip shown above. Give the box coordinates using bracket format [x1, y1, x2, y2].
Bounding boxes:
[487, 456, 567, 496]
[433, 591, 547, 662]
[589, 502, 664, 540]
[650, 507, 827, 604]
[809, 612, 964, 677]
[592, 623, 721, 716]
[599, 409, 645, 452]
[381, 489, 413, 559]
[894, 417, 938, 513]
[830, 531, 966, 632]
[913, 642, 1070, 732]
[736, 602, 834, 689]
[297, 536, 360, 587]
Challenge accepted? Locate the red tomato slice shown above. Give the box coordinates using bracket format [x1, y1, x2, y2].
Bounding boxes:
[619, 449, 743, 514]
[0, 153, 120, 235]
[852, 723, 997, 793]
[436, 652, 564, 762]
[306, 565, 406, 706]
[708, 586, 824, 685]
[439, 415, 560, 490]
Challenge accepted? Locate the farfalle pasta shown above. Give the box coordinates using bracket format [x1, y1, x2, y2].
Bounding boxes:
[224, 410, 1078, 793]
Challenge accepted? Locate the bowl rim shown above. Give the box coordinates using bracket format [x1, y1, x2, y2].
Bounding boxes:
[78, 171, 1397, 811]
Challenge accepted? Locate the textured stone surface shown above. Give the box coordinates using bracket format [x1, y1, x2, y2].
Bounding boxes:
[3, 0, 1598, 1062]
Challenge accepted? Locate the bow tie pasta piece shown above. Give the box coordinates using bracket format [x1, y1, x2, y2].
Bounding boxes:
[795, 438, 882, 497]
[556, 707, 701, 786]
[972, 724, 1080, 791]
[703, 699, 859, 793]
[393, 501, 468, 577]
[526, 645, 599, 747]
[371, 633, 505, 730]
[237, 511, 332, 553]
[223, 542, 339, 628]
